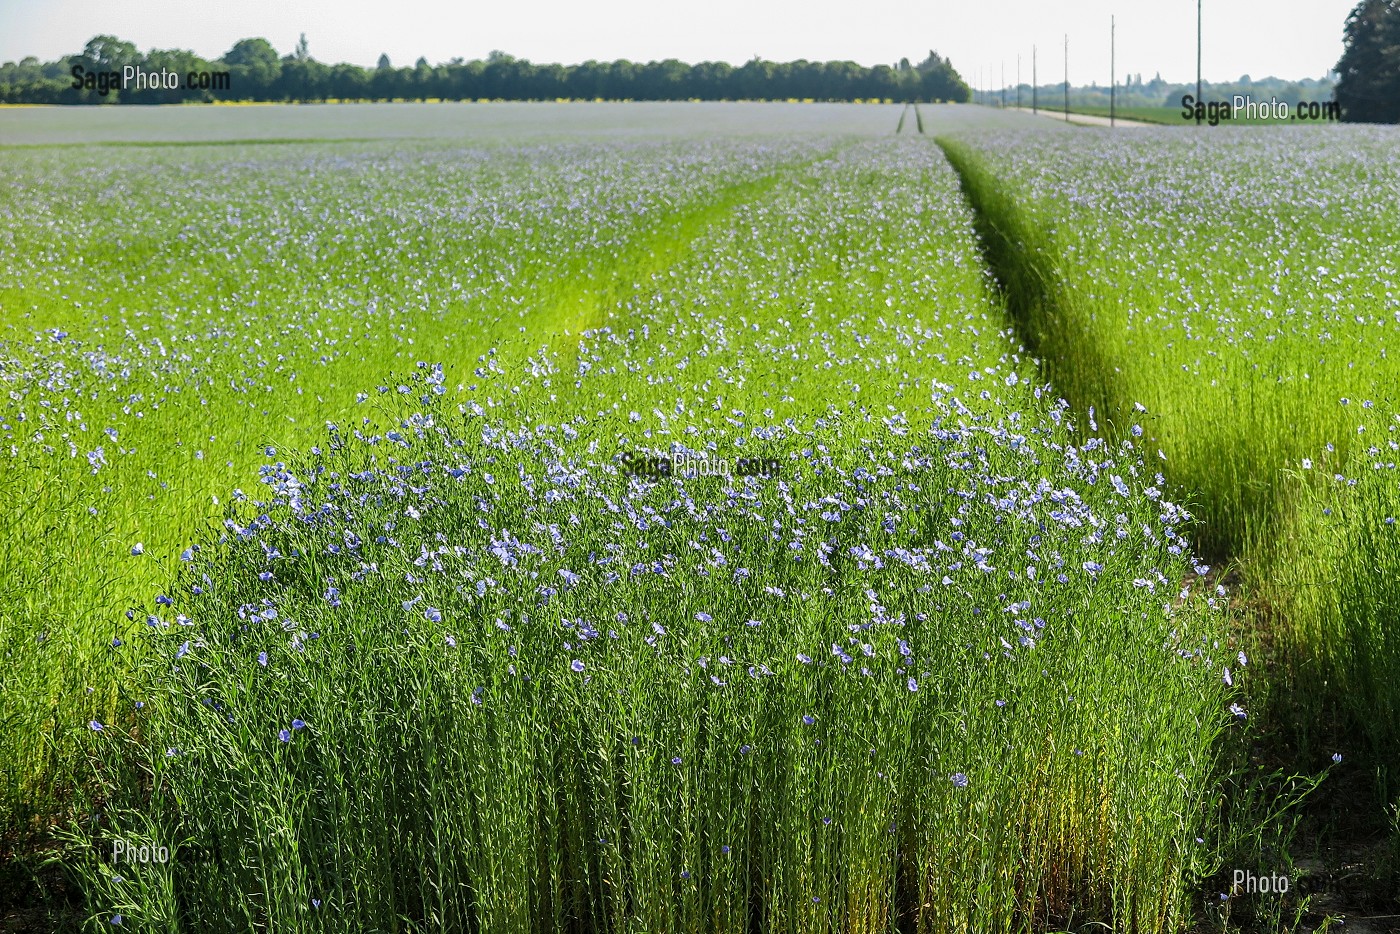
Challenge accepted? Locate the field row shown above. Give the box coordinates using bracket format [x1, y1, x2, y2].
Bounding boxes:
[938, 125, 1400, 885]
[941, 126, 1400, 553]
[0, 134, 1237, 931]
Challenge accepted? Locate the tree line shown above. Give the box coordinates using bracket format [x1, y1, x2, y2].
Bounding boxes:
[0, 35, 971, 105]
[1334, 0, 1400, 123]
[970, 74, 1337, 110]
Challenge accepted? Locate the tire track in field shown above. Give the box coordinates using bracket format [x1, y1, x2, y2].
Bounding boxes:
[934, 136, 1131, 440]
[935, 135, 1279, 562]
[529, 148, 850, 369]
[937, 132, 1400, 929]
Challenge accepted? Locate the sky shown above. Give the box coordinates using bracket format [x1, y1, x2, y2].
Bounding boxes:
[0, 0, 1355, 85]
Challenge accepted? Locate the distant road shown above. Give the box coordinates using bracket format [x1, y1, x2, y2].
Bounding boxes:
[1008, 106, 1155, 128]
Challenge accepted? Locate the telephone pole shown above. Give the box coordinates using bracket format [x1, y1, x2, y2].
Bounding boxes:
[1032, 45, 1037, 113]
[1063, 34, 1069, 122]
[1001, 62, 1005, 108]
[1110, 16, 1116, 126]
[1017, 54, 1021, 109]
[1196, 0, 1203, 125]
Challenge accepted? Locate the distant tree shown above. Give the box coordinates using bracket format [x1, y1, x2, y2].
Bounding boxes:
[370, 60, 399, 100]
[865, 63, 900, 100]
[295, 33, 310, 62]
[642, 58, 689, 99]
[446, 59, 484, 100]
[329, 62, 368, 100]
[377, 53, 392, 70]
[279, 54, 330, 101]
[569, 59, 609, 99]
[0, 54, 64, 103]
[783, 59, 815, 98]
[606, 59, 638, 99]
[135, 48, 217, 103]
[1335, 0, 1400, 122]
[78, 35, 140, 72]
[412, 57, 433, 100]
[65, 36, 141, 101]
[916, 50, 969, 102]
[736, 57, 776, 99]
[690, 60, 733, 100]
[223, 38, 281, 98]
[224, 37, 279, 70]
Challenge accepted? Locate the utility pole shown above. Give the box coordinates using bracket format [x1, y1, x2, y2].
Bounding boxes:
[1196, 0, 1203, 125]
[1064, 34, 1069, 121]
[1110, 15, 1116, 126]
[1001, 62, 1005, 108]
[1017, 54, 1022, 109]
[1033, 45, 1037, 113]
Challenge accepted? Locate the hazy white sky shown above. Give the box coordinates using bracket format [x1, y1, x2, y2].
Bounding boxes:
[0, 0, 1354, 84]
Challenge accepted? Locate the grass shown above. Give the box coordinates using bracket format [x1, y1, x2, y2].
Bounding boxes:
[0, 122, 1243, 931]
[937, 124, 1400, 923]
[1267, 435, 1400, 794]
[937, 127, 1400, 559]
[0, 132, 843, 859]
[6, 103, 1394, 931]
[72, 374, 1234, 931]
